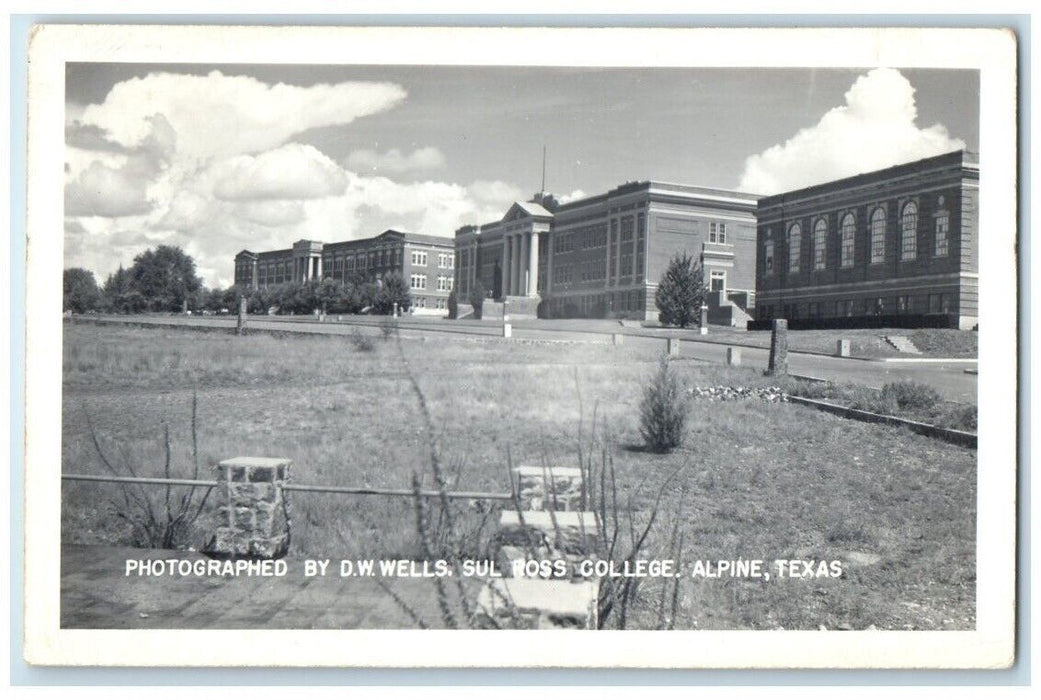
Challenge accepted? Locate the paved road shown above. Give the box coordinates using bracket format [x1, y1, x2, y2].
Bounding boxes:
[72, 314, 978, 404]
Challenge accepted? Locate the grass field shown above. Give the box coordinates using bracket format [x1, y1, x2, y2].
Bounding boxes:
[61, 322, 977, 630]
[679, 326, 978, 359]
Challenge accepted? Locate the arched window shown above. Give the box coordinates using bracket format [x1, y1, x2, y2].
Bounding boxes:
[870, 207, 886, 264]
[813, 218, 827, 270]
[788, 223, 801, 273]
[840, 213, 855, 267]
[901, 201, 918, 261]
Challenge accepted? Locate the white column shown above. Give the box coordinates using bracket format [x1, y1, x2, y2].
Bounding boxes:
[528, 231, 539, 297]
[502, 236, 511, 297]
[510, 235, 519, 296]
[316, 256, 323, 279]
[516, 233, 526, 296]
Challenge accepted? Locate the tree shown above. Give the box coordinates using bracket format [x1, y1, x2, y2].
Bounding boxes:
[128, 245, 203, 312]
[374, 271, 411, 315]
[63, 267, 102, 313]
[447, 290, 458, 319]
[638, 355, 689, 453]
[654, 253, 706, 328]
[102, 265, 145, 314]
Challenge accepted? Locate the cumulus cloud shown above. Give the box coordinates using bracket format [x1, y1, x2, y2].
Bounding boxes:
[78, 70, 407, 161]
[738, 68, 966, 195]
[65, 160, 155, 217]
[63, 70, 529, 287]
[233, 200, 307, 227]
[65, 114, 176, 217]
[212, 144, 347, 201]
[346, 146, 446, 174]
[557, 189, 588, 204]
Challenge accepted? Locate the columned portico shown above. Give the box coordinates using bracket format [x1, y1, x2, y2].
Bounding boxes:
[500, 230, 543, 298]
[292, 239, 324, 284]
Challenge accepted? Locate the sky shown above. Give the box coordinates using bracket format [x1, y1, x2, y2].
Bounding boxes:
[64, 64, 978, 288]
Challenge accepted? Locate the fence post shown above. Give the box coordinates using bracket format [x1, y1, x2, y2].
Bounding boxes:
[767, 319, 788, 375]
[236, 297, 248, 335]
[204, 457, 292, 559]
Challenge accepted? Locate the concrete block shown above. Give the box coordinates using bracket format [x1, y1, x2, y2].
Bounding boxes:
[666, 338, 681, 356]
[836, 339, 851, 357]
[474, 578, 598, 629]
[513, 465, 584, 512]
[726, 347, 741, 366]
[499, 510, 598, 555]
[612, 333, 624, 346]
[503, 323, 512, 338]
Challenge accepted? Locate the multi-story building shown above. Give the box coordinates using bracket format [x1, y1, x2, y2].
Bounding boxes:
[753, 150, 979, 330]
[454, 182, 759, 323]
[234, 230, 456, 314]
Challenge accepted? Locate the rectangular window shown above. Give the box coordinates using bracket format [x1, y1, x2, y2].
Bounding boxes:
[410, 274, 427, 290]
[709, 270, 725, 292]
[411, 251, 428, 267]
[636, 214, 646, 282]
[788, 225, 801, 273]
[709, 222, 728, 244]
[764, 239, 774, 275]
[935, 212, 950, 257]
[620, 217, 634, 279]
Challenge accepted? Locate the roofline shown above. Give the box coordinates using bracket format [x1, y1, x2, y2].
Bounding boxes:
[757, 150, 977, 205]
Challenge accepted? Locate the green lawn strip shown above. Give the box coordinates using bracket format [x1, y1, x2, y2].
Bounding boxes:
[673, 327, 976, 360]
[62, 324, 976, 630]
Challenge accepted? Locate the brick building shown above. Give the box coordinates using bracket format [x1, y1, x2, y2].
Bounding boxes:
[234, 230, 456, 314]
[753, 150, 979, 330]
[454, 182, 759, 323]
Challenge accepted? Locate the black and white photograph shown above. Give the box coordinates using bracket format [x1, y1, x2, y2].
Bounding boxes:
[22, 24, 1018, 669]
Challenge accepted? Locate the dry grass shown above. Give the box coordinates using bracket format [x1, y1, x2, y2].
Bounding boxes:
[62, 323, 977, 630]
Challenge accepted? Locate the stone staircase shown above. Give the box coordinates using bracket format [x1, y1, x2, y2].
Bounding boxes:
[884, 335, 922, 354]
[474, 465, 599, 630]
[707, 290, 754, 327]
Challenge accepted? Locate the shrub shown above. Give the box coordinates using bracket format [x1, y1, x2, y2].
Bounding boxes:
[880, 380, 941, 412]
[85, 392, 213, 549]
[350, 327, 376, 352]
[937, 404, 977, 432]
[379, 316, 399, 340]
[447, 291, 458, 319]
[655, 253, 706, 328]
[638, 355, 690, 453]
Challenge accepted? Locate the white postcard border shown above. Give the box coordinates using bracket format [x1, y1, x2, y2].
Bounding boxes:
[23, 24, 1018, 668]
